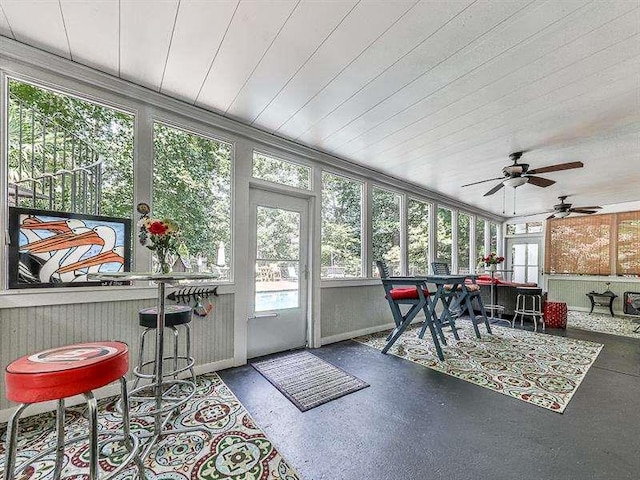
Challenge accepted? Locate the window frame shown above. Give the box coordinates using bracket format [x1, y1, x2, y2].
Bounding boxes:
[370, 184, 403, 278]
[151, 117, 236, 283]
[320, 169, 365, 280]
[251, 148, 313, 192]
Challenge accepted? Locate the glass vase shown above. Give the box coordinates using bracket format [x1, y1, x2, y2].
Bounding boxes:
[155, 251, 172, 274]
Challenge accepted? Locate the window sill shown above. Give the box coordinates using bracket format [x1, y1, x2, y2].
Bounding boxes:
[0, 283, 234, 309]
[547, 275, 640, 283]
[321, 278, 381, 288]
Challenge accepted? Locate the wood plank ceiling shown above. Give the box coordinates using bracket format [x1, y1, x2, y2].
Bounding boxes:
[1, 0, 639, 218]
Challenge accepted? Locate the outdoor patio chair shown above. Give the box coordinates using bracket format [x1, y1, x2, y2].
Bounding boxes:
[376, 261, 446, 360]
[430, 261, 492, 338]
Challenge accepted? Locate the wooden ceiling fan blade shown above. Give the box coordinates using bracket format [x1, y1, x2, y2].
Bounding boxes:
[547, 214, 556, 219]
[483, 182, 504, 196]
[573, 206, 601, 210]
[570, 209, 598, 214]
[527, 161, 584, 175]
[461, 176, 504, 187]
[526, 175, 556, 187]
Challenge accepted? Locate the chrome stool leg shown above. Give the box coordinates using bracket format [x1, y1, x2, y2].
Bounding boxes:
[184, 323, 196, 383]
[52, 399, 65, 480]
[3, 403, 28, 480]
[170, 326, 179, 379]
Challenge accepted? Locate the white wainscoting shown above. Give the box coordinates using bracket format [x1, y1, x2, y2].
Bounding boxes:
[0, 294, 234, 412]
[547, 276, 640, 313]
[320, 285, 391, 343]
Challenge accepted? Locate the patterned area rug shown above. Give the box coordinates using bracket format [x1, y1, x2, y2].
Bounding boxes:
[354, 323, 603, 413]
[0, 374, 300, 480]
[567, 310, 640, 340]
[252, 350, 369, 412]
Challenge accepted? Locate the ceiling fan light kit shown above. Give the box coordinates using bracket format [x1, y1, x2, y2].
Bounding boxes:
[503, 177, 528, 188]
[546, 195, 602, 219]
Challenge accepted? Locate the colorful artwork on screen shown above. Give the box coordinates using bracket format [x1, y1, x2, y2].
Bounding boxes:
[8, 208, 131, 288]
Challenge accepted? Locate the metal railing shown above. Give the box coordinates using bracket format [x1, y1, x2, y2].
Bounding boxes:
[8, 94, 103, 215]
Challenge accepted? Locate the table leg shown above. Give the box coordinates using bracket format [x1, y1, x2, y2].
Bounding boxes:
[588, 297, 595, 314]
[154, 282, 166, 433]
[609, 299, 615, 317]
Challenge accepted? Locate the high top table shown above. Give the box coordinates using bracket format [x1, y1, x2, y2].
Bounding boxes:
[382, 274, 491, 356]
[88, 271, 217, 459]
[485, 268, 513, 324]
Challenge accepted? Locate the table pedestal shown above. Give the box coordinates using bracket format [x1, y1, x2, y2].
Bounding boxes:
[89, 272, 217, 461]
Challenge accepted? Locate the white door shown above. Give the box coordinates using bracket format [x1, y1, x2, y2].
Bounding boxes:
[248, 189, 309, 358]
[506, 237, 543, 285]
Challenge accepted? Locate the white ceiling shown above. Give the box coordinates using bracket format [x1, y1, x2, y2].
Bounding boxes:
[1, 0, 639, 218]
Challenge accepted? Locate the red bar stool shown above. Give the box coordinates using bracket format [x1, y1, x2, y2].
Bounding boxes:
[3, 342, 142, 480]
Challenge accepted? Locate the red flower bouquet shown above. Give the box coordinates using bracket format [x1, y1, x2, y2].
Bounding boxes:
[139, 218, 180, 274]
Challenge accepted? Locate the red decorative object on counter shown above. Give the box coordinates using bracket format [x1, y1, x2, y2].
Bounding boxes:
[543, 301, 568, 328]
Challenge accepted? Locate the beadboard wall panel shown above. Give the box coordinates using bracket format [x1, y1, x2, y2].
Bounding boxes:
[547, 278, 640, 313]
[0, 294, 234, 410]
[321, 285, 390, 340]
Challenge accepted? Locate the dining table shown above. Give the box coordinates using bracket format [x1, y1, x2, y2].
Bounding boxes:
[88, 271, 218, 459]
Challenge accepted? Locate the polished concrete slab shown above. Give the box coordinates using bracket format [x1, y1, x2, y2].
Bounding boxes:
[220, 323, 640, 480]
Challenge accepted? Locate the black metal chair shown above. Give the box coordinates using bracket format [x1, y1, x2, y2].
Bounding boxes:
[430, 261, 491, 338]
[376, 261, 446, 360]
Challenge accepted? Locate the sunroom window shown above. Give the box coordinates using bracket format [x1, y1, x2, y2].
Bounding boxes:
[152, 122, 232, 280]
[437, 207, 453, 271]
[372, 187, 401, 276]
[252, 151, 311, 190]
[321, 172, 363, 278]
[407, 198, 430, 276]
[7, 79, 134, 217]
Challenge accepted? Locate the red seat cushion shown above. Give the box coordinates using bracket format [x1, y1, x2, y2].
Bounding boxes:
[5, 342, 129, 404]
[388, 287, 430, 300]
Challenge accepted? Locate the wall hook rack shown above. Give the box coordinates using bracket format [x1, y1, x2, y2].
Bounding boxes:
[167, 286, 219, 303]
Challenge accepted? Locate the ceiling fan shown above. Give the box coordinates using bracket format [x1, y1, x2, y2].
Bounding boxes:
[546, 196, 601, 219]
[461, 151, 584, 197]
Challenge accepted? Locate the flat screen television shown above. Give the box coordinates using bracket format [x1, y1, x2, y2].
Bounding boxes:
[8, 207, 131, 289]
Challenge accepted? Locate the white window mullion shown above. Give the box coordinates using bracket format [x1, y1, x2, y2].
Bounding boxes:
[400, 193, 408, 276]
[364, 181, 372, 278]
[451, 209, 459, 274]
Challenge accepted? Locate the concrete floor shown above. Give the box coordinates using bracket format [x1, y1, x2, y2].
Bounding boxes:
[220, 321, 640, 480]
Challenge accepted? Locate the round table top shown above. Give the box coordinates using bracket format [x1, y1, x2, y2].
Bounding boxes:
[88, 272, 219, 283]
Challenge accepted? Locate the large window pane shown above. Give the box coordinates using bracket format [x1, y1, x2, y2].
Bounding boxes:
[458, 213, 471, 273]
[372, 187, 401, 276]
[153, 122, 232, 280]
[436, 207, 452, 272]
[7, 79, 133, 217]
[252, 151, 311, 190]
[489, 222, 498, 254]
[321, 172, 363, 278]
[476, 218, 486, 265]
[408, 198, 430, 276]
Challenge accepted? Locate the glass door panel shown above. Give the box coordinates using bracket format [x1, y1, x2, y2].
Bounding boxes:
[248, 189, 308, 359]
[508, 239, 541, 285]
[255, 206, 300, 312]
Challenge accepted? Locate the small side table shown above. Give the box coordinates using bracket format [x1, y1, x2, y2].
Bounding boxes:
[586, 290, 617, 317]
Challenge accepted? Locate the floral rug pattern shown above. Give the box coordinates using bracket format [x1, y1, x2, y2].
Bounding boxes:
[354, 323, 603, 413]
[0, 374, 300, 480]
[567, 310, 640, 340]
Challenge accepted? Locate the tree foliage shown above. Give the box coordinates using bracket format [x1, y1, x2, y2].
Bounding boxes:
[152, 123, 232, 269]
[8, 80, 134, 218]
[321, 172, 362, 277]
